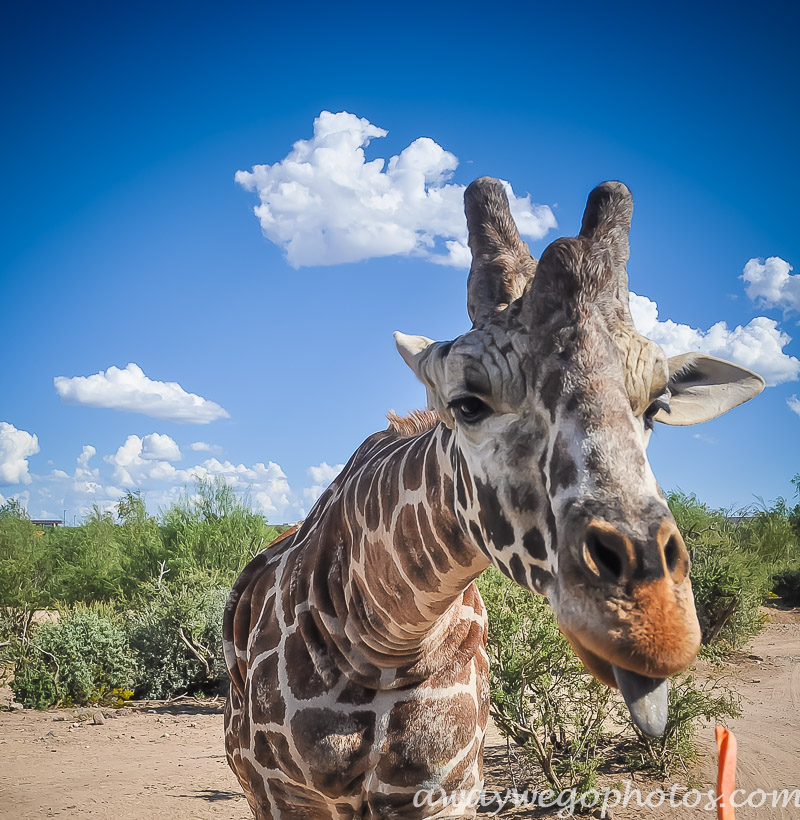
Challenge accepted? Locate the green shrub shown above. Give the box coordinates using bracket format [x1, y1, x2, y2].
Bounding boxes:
[773, 566, 800, 605]
[0, 513, 57, 632]
[668, 492, 771, 650]
[477, 566, 744, 785]
[160, 477, 284, 583]
[476, 568, 612, 793]
[10, 608, 136, 708]
[618, 673, 741, 777]
[126, 574, 229, 699]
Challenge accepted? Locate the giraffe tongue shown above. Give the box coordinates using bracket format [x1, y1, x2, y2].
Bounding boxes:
[612, 665, 668, 737]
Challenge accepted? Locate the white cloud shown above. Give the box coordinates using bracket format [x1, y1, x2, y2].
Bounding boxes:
[236, 110, 556, 268]
[38, 445, 124, 521]
[105, 434, 183, 486]
[630, 292, 800, 387]
[303, 461, 345, 504]
[140, 433, 182, 461]
[0, 490, 31, 511]
[201, 459, 292, 519]
[189, 441, 222, 454]
[741, 257, 800, 313]
[788, 396, 800, 417]
[75, 445, 96, 477]
[0, 422, 40, 485]
[103, 435, 293, 520]
[11, 433, 300, 522]
[54, 363, 230, 424]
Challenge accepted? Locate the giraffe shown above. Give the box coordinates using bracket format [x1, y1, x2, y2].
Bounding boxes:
[223, 178, 764, 819]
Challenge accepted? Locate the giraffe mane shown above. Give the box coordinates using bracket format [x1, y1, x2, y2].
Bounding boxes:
[386, 409, 440, 437]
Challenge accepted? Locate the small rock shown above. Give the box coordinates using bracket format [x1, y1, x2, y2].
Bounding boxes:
[46, 730, 56, 737]
[187, 722, 197, 728]
[52, 716, 65, 722]
[92, 712, 105, 725]
[70, 722, 81, 729]
[752, 678, 762, 683]
[9, 702, 23, 711]
[160, 732, 170, 738]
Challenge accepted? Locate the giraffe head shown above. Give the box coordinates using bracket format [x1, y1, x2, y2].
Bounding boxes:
[395, 177, 764, 734]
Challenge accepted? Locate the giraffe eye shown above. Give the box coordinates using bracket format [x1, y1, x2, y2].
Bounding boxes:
[450, 396, 492, 425]
[644, 395, 670, 430]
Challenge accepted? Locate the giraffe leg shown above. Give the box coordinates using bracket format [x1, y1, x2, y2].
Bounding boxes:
[262, 777, 360, 819]
[364, 786, 481, 820]
[224, 686, 265, 817]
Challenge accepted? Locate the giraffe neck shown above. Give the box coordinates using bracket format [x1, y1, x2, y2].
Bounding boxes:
[293, 423, 489, 688]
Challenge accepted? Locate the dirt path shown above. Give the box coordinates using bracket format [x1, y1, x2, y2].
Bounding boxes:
[0, 701, 249, 820]
[0, 612, 798, 819]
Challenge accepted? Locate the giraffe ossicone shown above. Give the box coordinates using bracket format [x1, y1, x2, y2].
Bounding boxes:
[224, 177, 764, 819]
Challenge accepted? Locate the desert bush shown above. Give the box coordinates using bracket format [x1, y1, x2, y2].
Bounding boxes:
[668, 492, 771, 650]
[476, 568, 612, 793]
[160, 477, 284, 583]
[9, 607, 136, 709]
[618, 673, 741, 777]
[0, 512, 58, 636]
[478, 566, 744, 786]
[772, 566, 800, 605]
[126, 573, 229, 699]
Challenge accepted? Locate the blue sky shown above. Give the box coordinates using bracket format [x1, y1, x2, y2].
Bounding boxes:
[2, 0, 799, 522]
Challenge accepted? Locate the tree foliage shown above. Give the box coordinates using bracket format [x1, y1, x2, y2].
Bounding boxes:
[0, 478, 289, 707]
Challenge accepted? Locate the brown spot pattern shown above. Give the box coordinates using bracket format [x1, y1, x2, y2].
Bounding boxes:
[290, 708, 375, 797]
[377, 694, 477, 787]
[250, 652, 285, 724]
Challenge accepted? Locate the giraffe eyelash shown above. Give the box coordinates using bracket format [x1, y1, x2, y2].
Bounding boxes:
[644, 395, 670, 430]
[448, 396, 492, 424]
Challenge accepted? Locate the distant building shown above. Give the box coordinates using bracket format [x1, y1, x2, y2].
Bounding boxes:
[32, 519, 63, 529]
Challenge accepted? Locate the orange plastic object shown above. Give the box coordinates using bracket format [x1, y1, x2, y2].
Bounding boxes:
[715, 726, 737, 820]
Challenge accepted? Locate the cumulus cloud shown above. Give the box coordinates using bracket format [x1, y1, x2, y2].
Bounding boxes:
[205, 459, 293, 519]
[41, 445, 125, 520]
[103, 435, 293, 519]
[140, 433, 182, 461]
[630, 292, 800, 387]
[788, 396, 800, 417]
[236, 110, 556, 268]
[0, 422, 40, 485]
[741, 257, 800, 313]
[304, 461, 345, 504]
[189, 441, 222, 454]
[75, 445, 96, 476]
[54, 363, 229, 424]
[105, 434, 183, 486]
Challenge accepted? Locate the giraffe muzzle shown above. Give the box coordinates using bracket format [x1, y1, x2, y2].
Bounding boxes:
[581, 518, 690, 586]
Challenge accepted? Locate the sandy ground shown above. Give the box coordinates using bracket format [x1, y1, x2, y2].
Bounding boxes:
[1, 610, 798, 819]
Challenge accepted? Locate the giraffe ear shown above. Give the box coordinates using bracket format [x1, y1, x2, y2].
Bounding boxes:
[393, 332, 453, 423]
[653, 353, 765, 426]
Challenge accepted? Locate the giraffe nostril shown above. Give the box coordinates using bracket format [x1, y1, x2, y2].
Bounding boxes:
[586, 528, 625, 583]
[664, 535, 680, 575]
